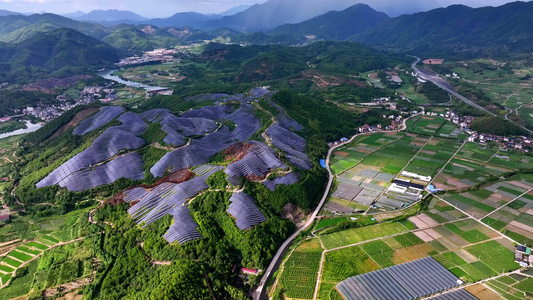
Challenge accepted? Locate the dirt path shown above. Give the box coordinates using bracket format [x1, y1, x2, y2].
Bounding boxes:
[88, 200, 105, 224]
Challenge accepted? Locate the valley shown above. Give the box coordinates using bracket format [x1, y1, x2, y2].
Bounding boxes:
[1, 1, 533, 300]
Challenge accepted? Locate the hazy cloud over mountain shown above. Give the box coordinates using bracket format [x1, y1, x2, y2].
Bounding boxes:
[0, 0, 529, 17]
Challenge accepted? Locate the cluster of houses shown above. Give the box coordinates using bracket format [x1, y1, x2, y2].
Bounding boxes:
[116, 48, 178, 67]
[467, 133, 531, 152]
[23, 88, 104, 122]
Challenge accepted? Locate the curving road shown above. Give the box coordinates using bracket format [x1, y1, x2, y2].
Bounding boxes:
[253, 118, 415, 300]
[252, 141, 337, 300]
[411, 56, 533, 134]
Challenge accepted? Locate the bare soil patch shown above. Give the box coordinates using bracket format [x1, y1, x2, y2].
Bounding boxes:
[282, 203, 304, 224]
[334, 151, 350, 157]
[50, 107, 100, 139]
[22, 75, 92, 93]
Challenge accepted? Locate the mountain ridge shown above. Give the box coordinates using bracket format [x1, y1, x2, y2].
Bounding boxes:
[267, 4, 388, 41]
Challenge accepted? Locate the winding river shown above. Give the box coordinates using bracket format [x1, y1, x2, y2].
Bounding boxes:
[98, 70, 164, 91]
[0, 121, 43, 140]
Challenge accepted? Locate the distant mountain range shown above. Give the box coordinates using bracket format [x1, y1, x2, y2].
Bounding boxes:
[0, 9, 24, 17]
[351, 1, 533, 52]
[267, 4, 388, 41]
[74, 9, 148, 23]
[218, 5, 251, 17]
[0, 0, 532, 76]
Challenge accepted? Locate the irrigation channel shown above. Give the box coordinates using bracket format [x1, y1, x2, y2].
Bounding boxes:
[253, 116, 413, 300]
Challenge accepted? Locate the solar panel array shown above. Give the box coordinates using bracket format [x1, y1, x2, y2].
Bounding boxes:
[181, 105, 232, 120]
[263, 172, 301, 191]
[73, 106, 124, 135]
[128, 177, 208, 228]
[337, 257, 462, 300]
[249, 87, 271, 99]
[387, 257, 461, 298]
[58, 153, 145, 192]
[193, 165, 225, 180]
[224, 104, 261, 140]
[150, 106, 260, 178]
[266, 124, 312, 170]
[140, 109, 218, 147]
[227, 193, 266, 230]
[431, 289, 478, 300]
[37, 118, 147, 190]
[225, 141, 286, 186]
[124, 187, 148, 202]
[163, 206, 202, 244]
[267, 100, 305, 131]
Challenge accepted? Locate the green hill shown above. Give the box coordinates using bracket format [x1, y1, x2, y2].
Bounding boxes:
[352, 1, 533, 53]
[0, 28, 121, 82]
[267, 4, 388, 41]
[0, 13, 109, 43]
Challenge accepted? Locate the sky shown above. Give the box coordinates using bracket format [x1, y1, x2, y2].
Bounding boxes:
[0, 0, 527, 18]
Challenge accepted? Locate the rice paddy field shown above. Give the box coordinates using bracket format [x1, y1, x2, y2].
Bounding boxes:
[315, 218, 520, 300]
[479, 173, 533, 246]
[329, 132, 403, 174]
[360, 134, 427, 175]
[406, 115, 449, 136]
[453, 64, 533, 126]
[442, 174, 533, 219]
[433, 156, 509, 190]
[403, 137, 462, 177]
[486, 275, 533, 300]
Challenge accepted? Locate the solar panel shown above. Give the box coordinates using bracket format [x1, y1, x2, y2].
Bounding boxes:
[141, 109, 219, 147]
[337, 257, 462, 300]
[150, 126, 238, 178]
[227, 193, 266, 230]
[193, 165, 225, 180]
[224, 104, 261, 141]
[387, 257, 461, 298]
[267, 100, 305, 131]
[73, 106, 124, 135]
[263, 172, 300, 191]
[124, 187, 149, 202]
[57, 153, 145, 192]
[431, 289, 478, 300]
[181, 105, 233, 120]
[163, 206, 202, 244]
[37, 123, 147, 189]
[266, 124, 312, 170]
[225, 141, 286, 184]
[128, 177, 208, 228]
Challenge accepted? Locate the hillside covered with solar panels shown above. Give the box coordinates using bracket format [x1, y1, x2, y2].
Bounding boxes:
[6, 66, 383, 299]
[15, 87, 332, 253]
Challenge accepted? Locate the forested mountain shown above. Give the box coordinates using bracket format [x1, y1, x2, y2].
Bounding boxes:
[146, 12, 220, 29]
[75, 9, 148, 22]
[0, 9, 23, 16]
[267, 4, 388, 41]
[0, 28, 121, 81]
[0, 13, 109, 43]
[205, 0, 439, 32]
[352, 1, 533, 52]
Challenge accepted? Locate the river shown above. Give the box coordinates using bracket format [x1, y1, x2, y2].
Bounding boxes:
[0, 121, 43, 140]
[98, 70, 164, 91]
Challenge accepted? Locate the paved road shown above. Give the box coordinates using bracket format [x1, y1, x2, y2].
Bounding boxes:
[253, 115, 418, 300]
[411, 56, 533, 135]
[253, 139, 337, 300]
